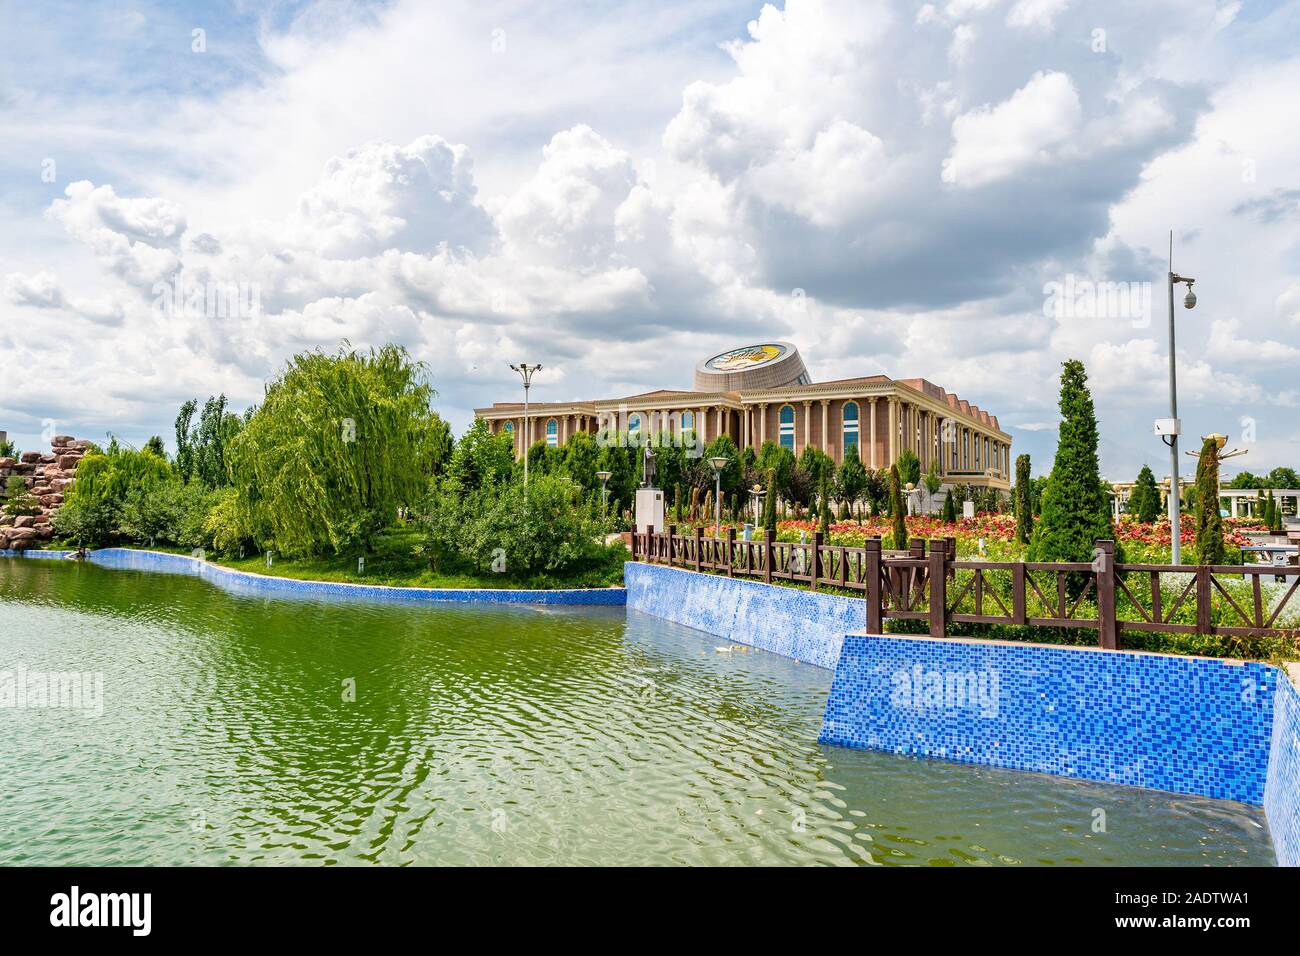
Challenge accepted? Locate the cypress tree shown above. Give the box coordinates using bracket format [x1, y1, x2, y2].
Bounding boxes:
[1193, 437, 1226, 565]
[1028, 360, 1116, 568]
[818, 472, 831, 536]
[761, 467, 778, 529]
[942, 488, 957, 522]
[1130, 464, 1160, 523]
[1014, 453, 1032, 544]
[889, 464, 906, 549]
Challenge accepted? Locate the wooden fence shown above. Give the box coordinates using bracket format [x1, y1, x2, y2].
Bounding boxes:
[630, 526, 1300, 649]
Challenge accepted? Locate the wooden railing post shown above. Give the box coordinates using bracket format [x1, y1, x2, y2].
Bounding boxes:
[694, 526, 703, 572]
[1196, 564, 1212, 636]
[865, 537, 883, 634]
[647, 525, 655, 563]
[725, 528, 735, 578]
[630, 528, 639, 561]
[763, 527, 774, 584]
[1096, 538, 1117, 649]
[810, 530, 822, 592]
[945, 535, 957, 584]
[1012, 562, 1026, 625]
[928, 538, 946, 638]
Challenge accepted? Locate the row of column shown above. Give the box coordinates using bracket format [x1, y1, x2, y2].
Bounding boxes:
[494, 400, 1009, 480]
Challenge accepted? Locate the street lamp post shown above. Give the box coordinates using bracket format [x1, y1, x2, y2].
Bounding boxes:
[596, 470, 612, 513]
[1162, 233, 1197, 565]
[509, 363, 542, 492]
[708, 456, 730, 537]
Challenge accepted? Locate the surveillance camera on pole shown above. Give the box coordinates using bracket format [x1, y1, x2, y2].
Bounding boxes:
[1163, 230, 1197, 566]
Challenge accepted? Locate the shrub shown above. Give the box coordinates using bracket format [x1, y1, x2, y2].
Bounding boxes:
[2, 475, 40, 518]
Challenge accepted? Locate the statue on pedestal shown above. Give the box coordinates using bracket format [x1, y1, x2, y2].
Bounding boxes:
[641, 443, 657, 489]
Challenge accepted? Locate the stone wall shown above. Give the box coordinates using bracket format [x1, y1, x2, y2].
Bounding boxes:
[0, 435, 89, 550]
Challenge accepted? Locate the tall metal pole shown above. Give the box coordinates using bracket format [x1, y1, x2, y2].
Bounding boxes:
[510, 363, 542, 493]
[1167, 263, 1181, 565]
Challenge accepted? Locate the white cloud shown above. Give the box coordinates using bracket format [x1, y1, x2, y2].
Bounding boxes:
[4, 270, 64, 308]
[1006, 0, 1070, 32]
[945, 70, 1081, 187]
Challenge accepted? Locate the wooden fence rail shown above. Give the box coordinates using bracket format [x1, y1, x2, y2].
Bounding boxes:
[630, 526, 1300, 649]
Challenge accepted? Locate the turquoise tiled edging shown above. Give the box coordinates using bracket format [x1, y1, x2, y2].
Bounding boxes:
[1265, 674, 1300, 866]
[0, 549, 75, 559]
[819, 632, 1277, 806]
[623, 561, 857, 670]
[2, 548, 625, 606]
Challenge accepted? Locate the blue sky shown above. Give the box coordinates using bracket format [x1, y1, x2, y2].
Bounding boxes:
[2, 0, 1299, 483]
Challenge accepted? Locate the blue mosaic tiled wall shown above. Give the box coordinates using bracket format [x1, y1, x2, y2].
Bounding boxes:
[1265, 674, 1300, 866]
[820, 633, 1279, 806]
[2, 548, 625, 606]
[623, 561, 858, 670]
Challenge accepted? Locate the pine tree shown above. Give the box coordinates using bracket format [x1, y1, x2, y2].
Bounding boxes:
[1130, 464, 1161, 523]
[1014, 453, 1032, 544]
[1193, 437, 1226, 565]
[1028, 360, 1117, 572]
[889, 464, 907, 549]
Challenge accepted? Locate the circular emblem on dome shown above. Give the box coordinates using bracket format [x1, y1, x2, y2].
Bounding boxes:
[705, 344, 787, 372]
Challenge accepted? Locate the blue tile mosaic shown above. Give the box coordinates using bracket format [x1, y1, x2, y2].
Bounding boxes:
[1265, 674, 1300, 866]
[3, 548, 626, 606]
[0, 549, 74, 560]
[819, 632, 1279, 806]
[623, 561, 857, 670]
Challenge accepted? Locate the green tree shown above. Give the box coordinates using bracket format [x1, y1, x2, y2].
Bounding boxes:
[1027, 360, 1116, 570]
[562, 430, 601, 492]
[942, 487, 957, 522]
[895, 448, 921, 486]
[449, 419, 515, 490]
[52, 444, 173, 547]
[888, 464, 906, 548]
[923, 456, 942, 498]
[143, 435, 166, 458]
[835, 449, 867, 516]
[760, 467, 778, 529]
[597, 444, 636, 518]
[1014, 453, 1032, 544]
[1268, 467, 1300, 489]
[2, 475, 40, 518]
[701, 435, 743, 503]
[755, 441, 796, 502]
[1193, 437, 1226, 565]
[798, 446, 835, 486]
[818, 472, 831, 535]
[226, 344, 437, 556]
[1128, 464, 1161, 523]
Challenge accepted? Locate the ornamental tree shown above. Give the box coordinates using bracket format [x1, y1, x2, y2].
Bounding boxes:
[888, 464, 906, 549]
[1193, 437, 1226, 565]
[1014, 453, 1032, 543]
[227, 343, 438, 556]
[1027, 360, 1116, 568]
[1128, 464, 1161, 523]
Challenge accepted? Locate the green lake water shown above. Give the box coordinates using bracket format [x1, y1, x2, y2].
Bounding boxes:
[0, 559, 1275, 866]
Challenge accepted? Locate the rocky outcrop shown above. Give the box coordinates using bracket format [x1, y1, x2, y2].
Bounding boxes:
[0, 435, 88, 551]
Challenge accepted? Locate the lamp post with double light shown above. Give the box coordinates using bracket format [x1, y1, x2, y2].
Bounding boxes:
[509, 363, 542, 492]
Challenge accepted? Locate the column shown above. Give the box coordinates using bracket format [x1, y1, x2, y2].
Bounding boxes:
[717, 406, 725, 443]
[887, 399, 897, 466]
[869, 398, 878, 468]
[759, 404, 768, 445]
[820, 400, 830, 456]
[803, 400, 812, 453]
[698, 406, 707, 444]
[741, 408, 749, 449]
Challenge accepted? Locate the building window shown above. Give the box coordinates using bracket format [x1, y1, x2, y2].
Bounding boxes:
[503, 421, 513, 433]
[546, 418, 559, 446]
[627, 413, 641, 443]
[681, 410, 694, 432]
[842, 401, 859, 456]
[779, 404, 796, 451]
[985, 437, 991, 471]
[974, 434, 981, 469]
[963, 431, 970, 469]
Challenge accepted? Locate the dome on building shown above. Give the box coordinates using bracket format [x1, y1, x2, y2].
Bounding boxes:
[693, 342, 811, 392]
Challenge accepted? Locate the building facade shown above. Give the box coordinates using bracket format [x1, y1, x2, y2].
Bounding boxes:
[474, 343, 1012, 490]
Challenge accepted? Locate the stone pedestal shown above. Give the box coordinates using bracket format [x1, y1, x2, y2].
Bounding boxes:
[962, 500, 975, 519]
[635, 487, 665, 533]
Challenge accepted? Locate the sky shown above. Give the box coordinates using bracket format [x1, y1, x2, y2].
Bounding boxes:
[1, 0, 1298, 481]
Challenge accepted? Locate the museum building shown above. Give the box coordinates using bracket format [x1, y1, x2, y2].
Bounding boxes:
[473, 343, 1012, 489]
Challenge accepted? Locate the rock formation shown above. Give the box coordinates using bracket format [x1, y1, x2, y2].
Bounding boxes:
[0, 435, 89, 551]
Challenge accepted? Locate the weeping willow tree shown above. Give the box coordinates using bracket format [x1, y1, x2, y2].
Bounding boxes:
[227, 343, 440, 556]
